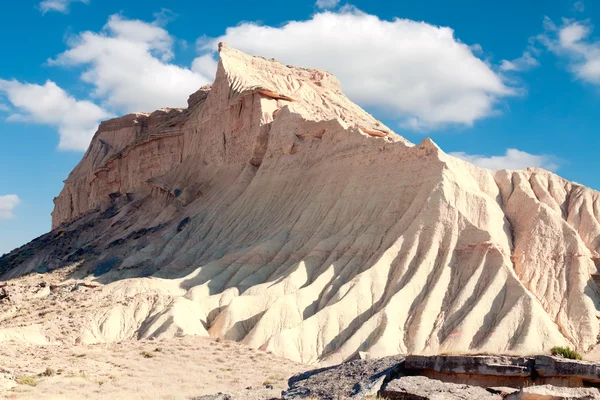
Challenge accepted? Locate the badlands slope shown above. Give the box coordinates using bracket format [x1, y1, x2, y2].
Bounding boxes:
[1, 44, 600, 366]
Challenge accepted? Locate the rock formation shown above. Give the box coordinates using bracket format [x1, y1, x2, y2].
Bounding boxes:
[283, 354, 600, 399]
[1, 44, 600, 365]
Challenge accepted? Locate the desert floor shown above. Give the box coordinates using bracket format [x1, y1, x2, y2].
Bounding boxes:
[0, 335, 307, 399]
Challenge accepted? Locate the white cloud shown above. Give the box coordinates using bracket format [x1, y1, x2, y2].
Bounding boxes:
[450, 148, 559, 171]
[191, 54, 219, 79]
[39, 0, 89, 14]
[0, 79, 112, 150]
[0, 195, 20, 220]
[573, 1, 585, 12]
[500, 51, 539, 72]
[50, 14, 213, 113]
[315, 0, 340, 9]
[202, 9, 515, 129]
[540, 18, 600, 85]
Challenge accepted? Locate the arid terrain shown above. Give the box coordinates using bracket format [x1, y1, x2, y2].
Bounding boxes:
[2, 43, 600, 398]
[0, 266, 306, 399]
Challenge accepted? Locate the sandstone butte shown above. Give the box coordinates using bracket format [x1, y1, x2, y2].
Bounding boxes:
[1, 43, 600, 366]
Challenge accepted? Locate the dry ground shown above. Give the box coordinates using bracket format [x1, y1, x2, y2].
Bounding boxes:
[0, 335, 306, 399]
[0, 267, 307, 399]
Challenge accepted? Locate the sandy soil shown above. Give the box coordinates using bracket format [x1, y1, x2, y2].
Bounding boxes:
[0, 335, 306, 399]
[0, 265, 307, 399]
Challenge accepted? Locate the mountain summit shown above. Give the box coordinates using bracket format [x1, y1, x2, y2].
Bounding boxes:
[1, 44, 600, 365]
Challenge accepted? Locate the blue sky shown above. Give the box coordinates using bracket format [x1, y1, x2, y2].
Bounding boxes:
[0, 0, 599, 255]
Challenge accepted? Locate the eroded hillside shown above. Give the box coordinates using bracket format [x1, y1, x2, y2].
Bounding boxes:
[1, 44, 600, 365]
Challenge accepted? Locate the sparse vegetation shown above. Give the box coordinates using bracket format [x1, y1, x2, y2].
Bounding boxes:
[262, 379, 273, 386]
[41, 367, 56, 377]
[16, 375, 38, 386]
[550, 346, 583, 360]
[140, 351, 156, 359]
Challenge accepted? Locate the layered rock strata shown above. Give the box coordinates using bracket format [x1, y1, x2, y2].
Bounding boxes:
[1, 44, 600, 365]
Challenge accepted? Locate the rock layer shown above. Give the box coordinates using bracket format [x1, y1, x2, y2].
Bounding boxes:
[2, 44, 600, 364]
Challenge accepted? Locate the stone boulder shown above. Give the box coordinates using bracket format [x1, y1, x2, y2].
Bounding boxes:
[282, 355, 405, 399]
[380, 376, 501, 399]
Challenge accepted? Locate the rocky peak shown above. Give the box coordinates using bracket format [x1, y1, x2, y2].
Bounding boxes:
[2, 46, 600, 366]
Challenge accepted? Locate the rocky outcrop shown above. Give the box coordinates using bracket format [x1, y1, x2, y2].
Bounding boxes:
[381, 376, 501, 399]
[403, 355, 600, 388]
[506, 385, 600, 399]
[279, 355, 600, 399]
[405, 355, 534, 377]
[2, 44, 600, 364]
[51, 108, 188, 227]
[535, 356, 600, 384]
[283, 355, 405, 399]
[381, 379, 600, 400]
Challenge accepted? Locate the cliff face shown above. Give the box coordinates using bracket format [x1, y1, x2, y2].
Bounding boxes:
[51, 44, 401, 229]
[2, 44, 600, 365]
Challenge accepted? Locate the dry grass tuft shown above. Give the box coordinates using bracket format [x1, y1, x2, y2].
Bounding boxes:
[16, 375, 38, 386]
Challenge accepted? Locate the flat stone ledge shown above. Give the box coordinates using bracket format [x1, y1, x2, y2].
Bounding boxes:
[535, 356, 600, 383]
[405, 355, 534, 377]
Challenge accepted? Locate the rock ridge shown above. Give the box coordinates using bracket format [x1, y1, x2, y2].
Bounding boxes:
[1, 45, 600, 365]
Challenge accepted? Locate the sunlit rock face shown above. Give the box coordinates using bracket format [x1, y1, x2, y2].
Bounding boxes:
[2, 44, 600, 365]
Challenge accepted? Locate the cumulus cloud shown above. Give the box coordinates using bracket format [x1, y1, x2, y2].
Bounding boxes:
[315, 0, 340, 9]
[500, 51, 540, 72]
[450, 149, 559, 171]
[39, 0, 89, 14]
[0, 79, 112, 150]
[0, 195, 20, 220]
[50, 14, 213, 113]
[202, 9, 515, 129]
[539, 18, 600, 85]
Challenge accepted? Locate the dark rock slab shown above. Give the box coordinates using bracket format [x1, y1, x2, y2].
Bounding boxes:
[535, 356, 600, 383]
[381, 376, 502, 399]
[282, 355, 405, 399]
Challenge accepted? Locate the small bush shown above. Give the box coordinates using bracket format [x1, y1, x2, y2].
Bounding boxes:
[16, 376, 38, 386]
[140, 351, 156, 359]
[40, 367, 55, 377]
[550, 346, 583, 360]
